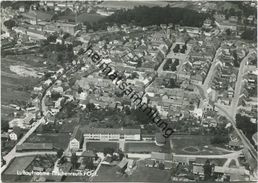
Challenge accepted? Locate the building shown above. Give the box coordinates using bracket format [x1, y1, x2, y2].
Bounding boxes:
[9, 127, 22, 141]
[252, 132, 257, 146]
[16, 143, 53, 152]
[69, 126, 83, 151]
[83, 127, 141, 141]
[151, 152, 173, 162]
[57, 22, 82, 35]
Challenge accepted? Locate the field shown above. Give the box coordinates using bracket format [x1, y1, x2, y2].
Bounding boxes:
[26, 133, 70, 150]
[3, 156, 35, 175]
[86, 142, 119, 152]
[171, 135, 230, 155]
[124, 142, 171, 153]
[1, 54, 46, 122]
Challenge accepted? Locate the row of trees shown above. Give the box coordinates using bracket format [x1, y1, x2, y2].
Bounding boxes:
[236, 114, 257, 142]
[90, 6, 208, 30]
[241, 29, 257, 41]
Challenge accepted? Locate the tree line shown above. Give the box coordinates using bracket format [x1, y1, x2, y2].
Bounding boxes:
[87, 6, 208, 30]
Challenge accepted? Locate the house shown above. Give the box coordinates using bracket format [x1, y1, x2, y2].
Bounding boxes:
[9, 118, 25, 129]
[252, 132, 257, 146]
[9, 127, 22, 141]
[102, 155, 113, 165]
[193, 164, 204, 177]
[228, 141, 243, 149]
[44, 79, 52, 86]
[34, 86, 43, 92]
[190, 74, 203, 85]
[83, 127, 141, 141]
[151, 152, 173, 162]
[45, 111, 55, 123]
[56, 22, 82, 35]
[145, 159, 155, 167]
[117, 158, 128, 172]
[69, 126, 83, 151]
[1, 132, 9, 140]
[33, 167, 44, 172]
[16, 143, 53, 152]
[164, 161, 173, 170]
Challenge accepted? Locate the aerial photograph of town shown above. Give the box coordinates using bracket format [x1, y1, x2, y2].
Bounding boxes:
[0, 0, 257, 182]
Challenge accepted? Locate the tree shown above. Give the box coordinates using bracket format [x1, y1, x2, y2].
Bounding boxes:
[103, 147, 115, 156]
[87, 103, 96, 112]
[236, 114, 257, 140]
[71, 153, 78, 169]
[203, 160, 212, 180]
[83, 157, 94, 169]
[211, 135, 229, 144]
[47, 34, 57, 43]
[241, 29, 257, 41]
[57, 149, 64, 158]
[78, 86, 83, 94]
[3, 19, 16, 29]
[51, 92, 62, 101]
[226, 29, 231, 36]
[1, 121, 9, 132]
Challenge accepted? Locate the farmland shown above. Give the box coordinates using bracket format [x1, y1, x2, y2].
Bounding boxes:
[1, 54, 46, 122]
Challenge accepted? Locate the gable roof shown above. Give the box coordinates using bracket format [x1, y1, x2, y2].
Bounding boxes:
[82, 127, 141, 135]
[71, 125, 83, 142]
[151, 152, 172, 161]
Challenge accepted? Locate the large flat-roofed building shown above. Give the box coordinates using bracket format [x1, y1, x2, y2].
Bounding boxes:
[83, 127, 141, 141]
[16, 143, 53, 152]
[57, 22, 82, 35]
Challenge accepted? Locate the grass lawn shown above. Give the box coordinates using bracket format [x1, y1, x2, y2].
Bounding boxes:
[4, 156, 35, 175]
[124, 142, 171, 153]
[26, 133, 70, 150]
[86, 142, 119, 152]
[171, 135, 230, 155]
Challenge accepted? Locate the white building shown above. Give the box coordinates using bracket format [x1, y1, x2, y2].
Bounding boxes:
[83, 127, 141, 141]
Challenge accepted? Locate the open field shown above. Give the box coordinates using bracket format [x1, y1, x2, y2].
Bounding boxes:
[26, 133, 70, 150]
[3, 156, 35, 175]
[171, 135, 230, 155]
[86, 142, 119, 152]
[124, 142, 171, 153]
[1, 54, 46, 123]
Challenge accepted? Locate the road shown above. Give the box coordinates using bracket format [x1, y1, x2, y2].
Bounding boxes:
[215, 104, 257, 161]
[173, 150, 242, 159]
[229, 50, 256, 118]
[202, 47, 222, 98]
[192, 45, 257, 173]
[213, 50, 257, 160]
[1, 64, 80, 173]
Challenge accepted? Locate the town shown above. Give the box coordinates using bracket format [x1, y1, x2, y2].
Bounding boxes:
[1, 1, 257, 182]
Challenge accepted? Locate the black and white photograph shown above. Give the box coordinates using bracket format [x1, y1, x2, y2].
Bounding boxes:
[1, 0, 257, 182]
